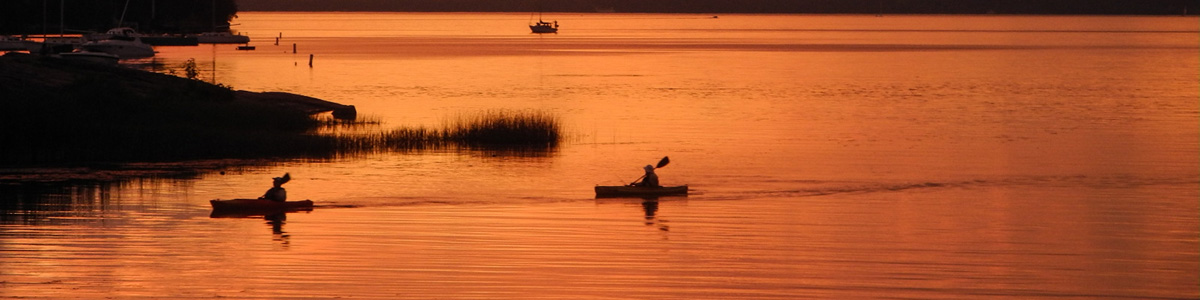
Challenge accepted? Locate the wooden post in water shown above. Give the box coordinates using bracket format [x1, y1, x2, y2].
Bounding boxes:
[292, 43, 296, 54]
[275, 37, 279, 45]
[308, 54, 313, 67]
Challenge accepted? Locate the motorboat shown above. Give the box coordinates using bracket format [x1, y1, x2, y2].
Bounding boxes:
[59, 51, 120, 65]
[0, 36, 29, 51]
[79, 27, 155, 59]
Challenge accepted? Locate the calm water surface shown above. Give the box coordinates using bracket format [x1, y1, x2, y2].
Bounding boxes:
[1, 13, 1197, 299]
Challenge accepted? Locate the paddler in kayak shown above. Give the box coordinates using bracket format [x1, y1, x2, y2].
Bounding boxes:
[258, 173, 290, 202]
[632, 165, 660, 187]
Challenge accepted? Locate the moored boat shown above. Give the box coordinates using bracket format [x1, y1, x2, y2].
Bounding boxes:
[210, 198, 314, 213]
[79, 28, 155, 59]
[530, 20, 559, 33]
[0, 36, 29, 51]
[595, 185, 688, 198]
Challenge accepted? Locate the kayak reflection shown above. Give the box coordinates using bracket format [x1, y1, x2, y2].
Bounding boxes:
[209, 201, 312, 246]
[265, 212, 290, 245]
[596, 196, 685, 232]
[641, 198, 662, 228]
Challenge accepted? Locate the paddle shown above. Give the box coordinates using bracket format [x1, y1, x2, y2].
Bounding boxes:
[629, 156, 670, 186]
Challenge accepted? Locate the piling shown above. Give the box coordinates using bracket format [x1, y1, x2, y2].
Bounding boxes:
[275, 37, 279, 45]
[292, 43, 297, 54]
[308, 54, 313, 67]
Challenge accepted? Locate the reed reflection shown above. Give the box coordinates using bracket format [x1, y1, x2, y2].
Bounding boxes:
[0, 182, 114, 225]
[0, 173, 207, 225]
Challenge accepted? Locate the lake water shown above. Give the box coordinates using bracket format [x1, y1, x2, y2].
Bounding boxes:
[1, 13, 1197, 299]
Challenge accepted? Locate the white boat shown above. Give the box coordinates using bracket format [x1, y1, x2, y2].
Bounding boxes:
[0, 36, 30, 51]
[59, 51, 120, 65]
[25, 36, 85, 54]
[79, 27, 155, 59]
[194, 31, 250, 44]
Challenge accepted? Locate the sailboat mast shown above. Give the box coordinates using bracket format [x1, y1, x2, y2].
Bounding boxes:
[118, 0, 130, 27]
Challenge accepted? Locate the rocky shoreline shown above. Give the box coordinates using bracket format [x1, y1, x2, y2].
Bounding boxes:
[0, 52, 359, 167]
[0, 52, 355, 121]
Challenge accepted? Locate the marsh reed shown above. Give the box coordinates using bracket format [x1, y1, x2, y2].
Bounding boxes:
[338, 110, 562, 152]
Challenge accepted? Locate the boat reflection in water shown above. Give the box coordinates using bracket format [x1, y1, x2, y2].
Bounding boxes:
[641, 199, 664, 230]
[596, 196, 685, 232]
[209, 199, 316, 247]
[265, 213, 290, 245]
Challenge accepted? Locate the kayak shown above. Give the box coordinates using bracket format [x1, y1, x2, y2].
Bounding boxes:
[594, 185, 688, 198]
[210, 198, 314, 214]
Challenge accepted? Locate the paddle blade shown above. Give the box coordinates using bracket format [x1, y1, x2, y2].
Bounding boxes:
[656, 156, 670, 168]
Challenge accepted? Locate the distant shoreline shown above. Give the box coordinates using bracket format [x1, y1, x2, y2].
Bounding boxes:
[234, 11, 1200, 17]
[234, 11, 1200, 16]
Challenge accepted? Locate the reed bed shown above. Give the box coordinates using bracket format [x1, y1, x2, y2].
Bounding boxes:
[442, 110, 562, 147]
[337, 111, 562, 152]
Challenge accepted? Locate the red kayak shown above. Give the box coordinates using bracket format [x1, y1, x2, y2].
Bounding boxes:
[209, 199, 313, 217]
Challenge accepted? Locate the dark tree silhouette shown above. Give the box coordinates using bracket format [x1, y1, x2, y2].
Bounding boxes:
[1, 0, 240, 35]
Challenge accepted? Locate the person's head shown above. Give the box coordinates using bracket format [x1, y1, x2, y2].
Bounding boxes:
[644, 165, 655, 173]
[272, 173, 291, 187]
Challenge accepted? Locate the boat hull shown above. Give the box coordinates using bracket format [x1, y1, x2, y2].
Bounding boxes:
[0, 37, 29, 51]
[210, 199, 314, 216]
[60, 51, 120, 65]
[595, 185, 688, 198]
[80, 39, 155, 59]
[530, 26, 557, 33]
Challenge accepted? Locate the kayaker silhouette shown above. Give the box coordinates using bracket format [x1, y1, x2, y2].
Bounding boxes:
[633, 165, 660, 187]
[630, 156, 669, 187]
[259, 173, 290, 202]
